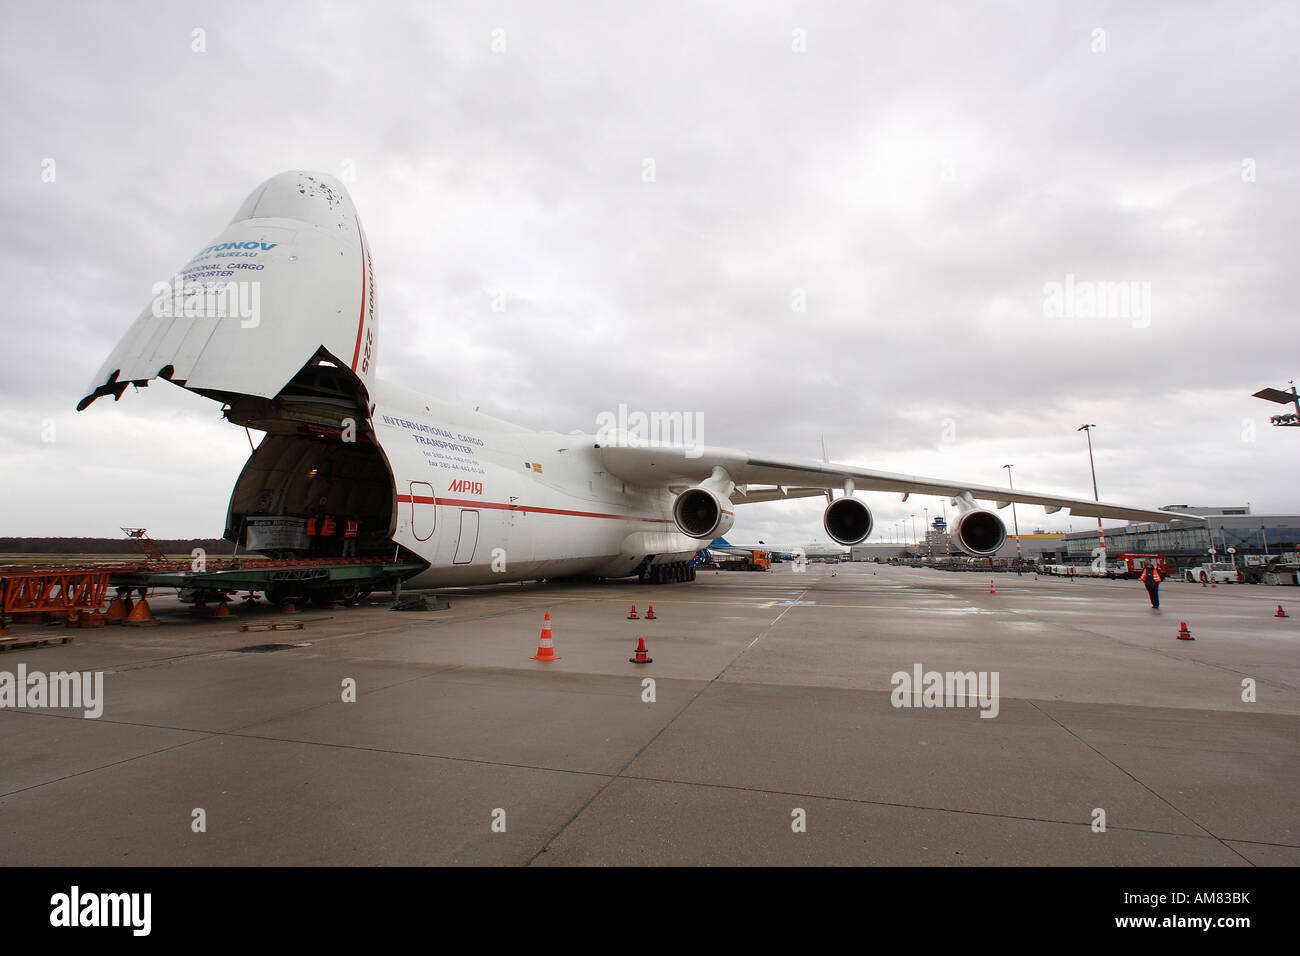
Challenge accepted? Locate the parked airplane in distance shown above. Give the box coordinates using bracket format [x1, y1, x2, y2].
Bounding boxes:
[709, 537, 847, 561]
[79, 171, 1199, 593]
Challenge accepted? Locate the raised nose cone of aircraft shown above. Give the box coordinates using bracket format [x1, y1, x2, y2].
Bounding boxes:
[78, 170, 378, 411]
[229, 170, 360, 234]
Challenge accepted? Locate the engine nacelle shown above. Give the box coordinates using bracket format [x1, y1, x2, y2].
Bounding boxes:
[672, 487, 735, 539]
[952, 508, 1007, 556]
[823, 497, 873, 545]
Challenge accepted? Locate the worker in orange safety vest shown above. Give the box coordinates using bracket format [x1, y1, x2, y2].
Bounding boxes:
[320, 513, 337, 555]
[1140, 560, 1162, 609]
[342, 516, 359, 558]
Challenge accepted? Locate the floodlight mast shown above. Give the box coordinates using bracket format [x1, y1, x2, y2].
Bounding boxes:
[1077, 424, 1106, 566]
[1003, 464, 1022, 570]
[1252, 381, 1300, 428]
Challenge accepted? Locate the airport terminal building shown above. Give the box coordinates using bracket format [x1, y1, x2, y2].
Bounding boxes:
[1062, 505, 1300, 566]
[852, 506, 1300, 570]
[852, 532, 1068, 563]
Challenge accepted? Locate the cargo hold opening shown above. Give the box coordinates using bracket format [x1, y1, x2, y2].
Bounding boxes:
[225, 433, 396, 559]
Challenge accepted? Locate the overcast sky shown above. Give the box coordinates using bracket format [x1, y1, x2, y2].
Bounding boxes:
[1, 0, 1296, 545]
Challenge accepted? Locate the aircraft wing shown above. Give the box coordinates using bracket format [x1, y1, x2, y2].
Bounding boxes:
[594, 441, 1201, 524]
[731, 486, 826, 505]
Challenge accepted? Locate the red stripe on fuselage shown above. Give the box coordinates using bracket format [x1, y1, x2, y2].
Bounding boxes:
[395, 494, 674, 524]
[350, 227, 367, 372]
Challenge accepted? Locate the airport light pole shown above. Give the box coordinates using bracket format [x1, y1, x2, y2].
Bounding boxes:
[1003, 464, 1022, 573]
[1077, 424, 1106, 567]
[1252, 381, 1300, 429]
[923, 507, 932, 558]
[942, 498, 950, 556]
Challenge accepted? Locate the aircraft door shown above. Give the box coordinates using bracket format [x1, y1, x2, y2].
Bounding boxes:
[453, 510, 480, 564]
[410, 481, 436, 541]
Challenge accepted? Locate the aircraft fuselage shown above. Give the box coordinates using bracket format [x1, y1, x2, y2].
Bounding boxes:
[359, 379, 700, 588]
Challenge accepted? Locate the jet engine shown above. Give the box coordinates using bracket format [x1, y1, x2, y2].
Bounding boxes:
[952, 507, 1007, 556]
[823, 497, 873, 545]
[672, 487, 735, 539]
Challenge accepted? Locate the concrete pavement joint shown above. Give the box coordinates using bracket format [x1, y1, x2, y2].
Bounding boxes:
[1000, 605, 1300, 696]
[609, 770, 1291, 847]
[523, 592, 808, 864]
[0, 668, 463, 799]
[1024, 698, 1255, 865]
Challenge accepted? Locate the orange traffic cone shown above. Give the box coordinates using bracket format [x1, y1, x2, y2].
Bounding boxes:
[1177, 621, 1194, 641]
[531, 611, 560, 661]
[1211, 580, 1217, 588]
[645, 605, 657, 620]
[281, 600, 298, 614]
[1276, 605, 1289, 618]
[989, 579, 997, 595]
[1201, 578, 1207, 588]
[627, 605, 639, 620]
[629, 636, 653, 664]
[124, 597, 158, 627]
[106, 594, 131, 624]
[212, 602, 231, 619]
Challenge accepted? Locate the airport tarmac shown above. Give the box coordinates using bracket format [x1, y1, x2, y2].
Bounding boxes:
[1, 562, 1296, 866]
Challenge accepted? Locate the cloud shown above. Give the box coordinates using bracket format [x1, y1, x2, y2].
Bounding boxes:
[2, 0, 1295, 544]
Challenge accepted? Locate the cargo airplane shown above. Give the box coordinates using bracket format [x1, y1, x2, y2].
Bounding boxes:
[78, 172, 1196, 599]
[708, 538, 847, 562]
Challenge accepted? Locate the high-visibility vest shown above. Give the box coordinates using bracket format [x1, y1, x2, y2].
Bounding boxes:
[306, 517, 317, 536]
[1142, 568, 1162, 583]
[321, 516, 336, 536]
[344, 520, 358, 538]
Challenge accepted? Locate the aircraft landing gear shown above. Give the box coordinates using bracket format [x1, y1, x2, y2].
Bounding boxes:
[642, 561, 695, 585]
